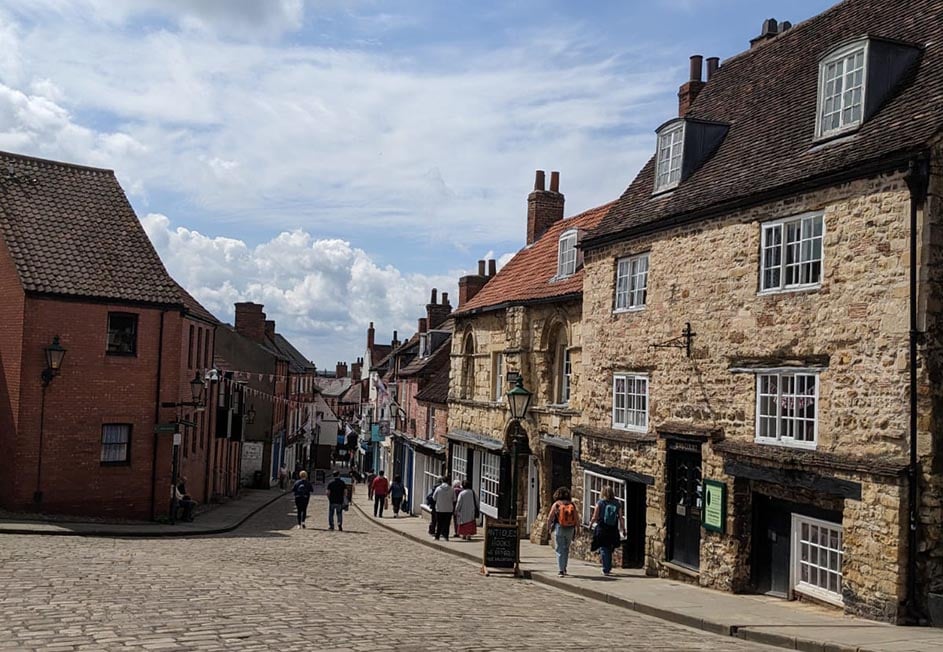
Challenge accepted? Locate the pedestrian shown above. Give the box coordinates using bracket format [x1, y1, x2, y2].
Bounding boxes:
[426, 489, 437, 536]
[174, 477, 197, 522]
[452, 479, 463, 537]
[366, 469, 377, 499]
[371, 470, 390, 517]
[390, 475, 406, 517]
[547, 486, 580, 576]
[326, 470, 347, 531]
[590, 486, 625, 576]
[454, 479, 479, 540]
[432, 475, 455, 541]
[278, 464, 288, 490]
[292, 470, 314, 529]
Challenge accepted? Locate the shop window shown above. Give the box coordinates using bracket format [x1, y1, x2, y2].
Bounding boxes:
[451, 443, 469, 485]
[420, 454, 442, 511]
[480, 452, 501, 518]
[106, 313, 138, 355]
[792, 514, 843, 606]
[582, 471, 626, 525]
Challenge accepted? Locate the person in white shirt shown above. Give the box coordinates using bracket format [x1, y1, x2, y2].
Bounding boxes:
[432, 475, 456, 541]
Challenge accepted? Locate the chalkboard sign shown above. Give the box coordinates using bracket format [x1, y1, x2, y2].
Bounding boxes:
[482, 519, 520, 574]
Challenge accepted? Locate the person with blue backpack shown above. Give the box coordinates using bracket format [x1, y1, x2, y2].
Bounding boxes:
[590, 485, 625, 576]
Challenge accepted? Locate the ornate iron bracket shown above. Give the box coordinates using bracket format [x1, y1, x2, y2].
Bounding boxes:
[651, 322, 696, 357]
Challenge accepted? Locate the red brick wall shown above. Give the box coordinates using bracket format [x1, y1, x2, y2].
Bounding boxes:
[0, 235, 25, 506]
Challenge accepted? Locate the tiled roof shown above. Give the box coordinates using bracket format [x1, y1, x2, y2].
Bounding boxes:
[0, 151, 182, 304]
[313, 377, 352, 397]
[176, 283, 219, 324]
[415, 354, 450, 405]
[273, 333, 316, 374]
[588, 0, 943, 246]
[339, 380, 363, 404]
[454, 201, 613, 315]
[399, 334, 450, 378]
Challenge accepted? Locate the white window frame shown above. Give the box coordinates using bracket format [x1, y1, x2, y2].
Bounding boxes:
[612, 373, 648, 432]
[426, 407, 436, 440]
[451, 443, 469, 485]
[419, 453, 441, 513]
[755, 370, 819, 450]
[559, 346, 571, 405]
[479, 452, 501, 518]
[492, 353, 504, 402]
[101, 423, 131, 463]
[760, 212, 825, 294]
[557, 230, 578, 278]
[815, 40, 868, 140]
[791, 514, 843, 606]
[614, 253, 649, 312]
[582, 471, 626, 525]
[654, 122, 685, 193]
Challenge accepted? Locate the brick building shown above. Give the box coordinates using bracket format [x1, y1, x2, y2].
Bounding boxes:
[447, 171, 610, 541]
[575, 0, 943, 622]
[0, 151, 238, 519]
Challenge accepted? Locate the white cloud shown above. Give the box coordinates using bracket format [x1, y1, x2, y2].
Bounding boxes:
[142, 213, 458, 368]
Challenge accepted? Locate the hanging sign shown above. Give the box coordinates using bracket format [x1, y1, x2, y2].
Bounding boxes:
[701, 479, 726, 533]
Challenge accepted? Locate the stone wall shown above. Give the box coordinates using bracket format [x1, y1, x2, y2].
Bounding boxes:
[578, 170, 932, 621]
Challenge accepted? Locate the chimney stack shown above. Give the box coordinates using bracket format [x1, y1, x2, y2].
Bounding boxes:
[392, 330, 399, 350]
[367, 321, 375, 351]
[527, 169, 565, 245]
[351, 357, 363, 382]
[234, 302, 266, 343]
[750, 18, 792, 49]
[678, 55, 706, 116]
[458, 259, 493, 307]
[336, 361, 348, 378]
[427, 287, 452, 329]
[706, 57, 720, 81]
[418, 317, 428, 333]
[264, 319, 276, 342]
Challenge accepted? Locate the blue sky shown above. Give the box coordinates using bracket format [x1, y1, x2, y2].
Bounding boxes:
[0, 0, 836, 367]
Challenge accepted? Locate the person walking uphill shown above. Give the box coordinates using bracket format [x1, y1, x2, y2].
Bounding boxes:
[432, 475, 456, 541]
[292, 470, 315, 529]
[390, 475, 406, 517]
[371, 470, 390, 518]
[326, 471, 347, 531]
[590, 485, 625, 576]
[548, 487, 580, 576]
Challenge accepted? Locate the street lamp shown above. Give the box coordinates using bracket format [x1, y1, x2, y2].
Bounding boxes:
[162, 371, 206, 409]
[36, 336, 67, 504]
[505, 376, 532, 522]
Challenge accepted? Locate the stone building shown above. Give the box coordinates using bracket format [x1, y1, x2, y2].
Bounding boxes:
[575, 0, 943, 623]
[447, 171, 610, 541]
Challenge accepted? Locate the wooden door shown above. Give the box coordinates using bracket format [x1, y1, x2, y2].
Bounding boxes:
[667, 443, 702, 570]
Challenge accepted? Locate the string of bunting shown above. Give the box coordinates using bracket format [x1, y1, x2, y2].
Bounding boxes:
[217, 372, 312, 408]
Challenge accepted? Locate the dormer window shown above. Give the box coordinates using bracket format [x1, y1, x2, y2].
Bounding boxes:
[654, 122, 685, 193]
[557, 229, 578, 278]
[816, 41, 867, 139]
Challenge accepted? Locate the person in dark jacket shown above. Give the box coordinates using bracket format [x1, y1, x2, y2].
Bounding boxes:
[292, 470, 315, 528]
[390, 475, 407, 517]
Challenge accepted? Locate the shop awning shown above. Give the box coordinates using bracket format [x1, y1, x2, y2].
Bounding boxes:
[444, 429, 504, 451]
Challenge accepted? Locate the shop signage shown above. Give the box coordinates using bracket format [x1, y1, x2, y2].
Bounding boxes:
[370, 423, 382, 442]
[702, 479, 726, 533]
[481, 519, 521, 576]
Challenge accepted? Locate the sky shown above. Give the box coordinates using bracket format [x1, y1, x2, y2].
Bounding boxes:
[0, 0, 837, 369]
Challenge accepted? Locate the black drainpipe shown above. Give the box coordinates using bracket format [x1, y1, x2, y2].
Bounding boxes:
[149, 309, 167, 520]
[904, 156, 929, 621]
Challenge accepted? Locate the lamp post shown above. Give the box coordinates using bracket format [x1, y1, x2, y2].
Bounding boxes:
[505, 376, 532, 523]
[36, 336, 67, 504]
[161, 372, 207, 523]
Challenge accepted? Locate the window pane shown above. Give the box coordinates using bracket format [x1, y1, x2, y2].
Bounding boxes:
[107, 314, 138, 355]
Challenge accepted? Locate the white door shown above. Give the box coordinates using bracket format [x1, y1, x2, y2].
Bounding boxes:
[527, 455, 539, 535]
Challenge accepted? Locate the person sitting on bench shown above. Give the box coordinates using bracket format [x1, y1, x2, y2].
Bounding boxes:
[174, 477, 197, 522]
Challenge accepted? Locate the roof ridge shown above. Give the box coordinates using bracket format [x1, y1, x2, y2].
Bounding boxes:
[0, 150, 115, 175]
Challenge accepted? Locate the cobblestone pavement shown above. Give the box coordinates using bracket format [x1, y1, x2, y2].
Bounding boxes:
[0, 495, 770, 651]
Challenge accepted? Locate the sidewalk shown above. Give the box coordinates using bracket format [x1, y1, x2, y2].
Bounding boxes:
[351, 490, 943, 652]
[0, 488, 286, 537]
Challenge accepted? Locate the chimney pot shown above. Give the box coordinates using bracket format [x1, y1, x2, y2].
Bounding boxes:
[689, 55, 703, 82]
[488, 259, 497, 276]
[534, 170, 546, 191]
[478, 260, 486, 276]
[706, 57, 720, 81]
[441, 291, 449, 306]
[419, 318, 427, 333]
[430, 288, 437, 304]
[549, 171, 560, 193]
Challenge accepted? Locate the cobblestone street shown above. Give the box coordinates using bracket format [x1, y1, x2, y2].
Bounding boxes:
[0, 495, 770, 651]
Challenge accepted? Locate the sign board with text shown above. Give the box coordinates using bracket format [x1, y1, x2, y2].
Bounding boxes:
[481, 518, 521, 576]
[702, 479, 726, 534]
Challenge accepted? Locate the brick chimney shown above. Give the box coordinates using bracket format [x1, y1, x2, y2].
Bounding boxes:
[418, 317, 428, 333]
[391, 330, 400, 350]
[678, 55, 705, 116]
[426, 288, 452, 329]
[234, 302, 266, 343]
[458, 260, 490, 307]
[367, 321, 375, 351]
[527, 170, 564, 245]
[264, 319, 276, 342]
[351, 357, 363, 382]
[336, 361, 348, 378]
[750, 18, 792, 49]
